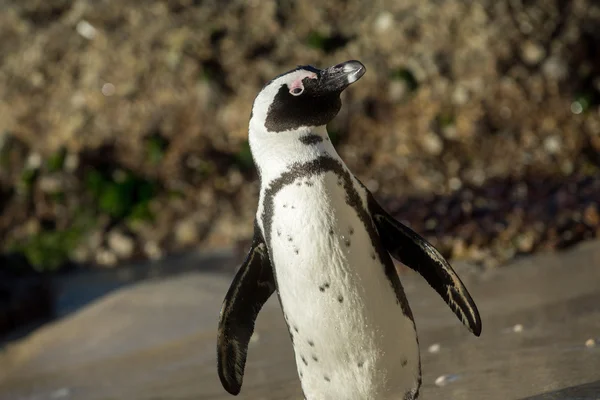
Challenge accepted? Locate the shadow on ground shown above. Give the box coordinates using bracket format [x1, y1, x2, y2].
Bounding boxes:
[523, 380, 600, 400]
[0, 249, 236, 345]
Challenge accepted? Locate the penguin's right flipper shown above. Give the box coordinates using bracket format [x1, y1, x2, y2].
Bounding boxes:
[217, 223, 275, 395]
[367, 194, 482, 337]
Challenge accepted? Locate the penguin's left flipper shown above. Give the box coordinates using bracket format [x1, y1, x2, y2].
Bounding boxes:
[217, 223, 275, 395]
[368, 194, 482, 337]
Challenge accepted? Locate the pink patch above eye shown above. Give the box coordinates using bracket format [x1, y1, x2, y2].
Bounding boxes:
[289, 79, 304, 91]
[289, 73, 317, 90]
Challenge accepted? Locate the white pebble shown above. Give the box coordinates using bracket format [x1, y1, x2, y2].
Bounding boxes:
[585, 338, 596, 348]
[521, 41, 546, 65]
[50, 388, 70, 398]
[448, 177, 462, 191]
[102, 83, 116, 96]
[64, 153, 79, 172]
[434, 374, 458, 387]
[366, 179, 379, 193]
[571, 101, 584, 115]
[452, 86, 469, 105]
[428, 343, 441, 353]
[96, 248, 117, 267]
[76, 20, 97, 40]
[512, 324, 524, 333]
[374, 11, 394, 33]
[542, 57, 568, 81]
[26, 152, 42, 170]
[421, 132, 443, 155]
[107, 230, 135, 259]
[543, 136, 561, 154]
[144, 241, 163, 260]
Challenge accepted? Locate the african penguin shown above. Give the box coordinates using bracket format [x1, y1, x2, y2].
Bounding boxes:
[217, 60, 482, 400]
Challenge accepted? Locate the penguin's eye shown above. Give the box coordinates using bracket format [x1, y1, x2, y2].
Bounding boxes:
[290, 87, 304, 96]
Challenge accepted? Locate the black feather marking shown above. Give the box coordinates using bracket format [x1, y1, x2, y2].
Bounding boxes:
[299, 134, 324, 145]
[217, 222, 275, 395]
[365, 187, 482, 337]
[264, 85, 341, 132]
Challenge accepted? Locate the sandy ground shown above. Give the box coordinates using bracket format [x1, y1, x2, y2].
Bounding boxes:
[0, 242, 599, 400]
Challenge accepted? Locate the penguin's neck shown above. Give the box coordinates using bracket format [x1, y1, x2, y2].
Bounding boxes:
[249, 124, 343, 184]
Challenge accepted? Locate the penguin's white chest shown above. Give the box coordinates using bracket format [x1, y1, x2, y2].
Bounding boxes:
[264, 170, 420, 400]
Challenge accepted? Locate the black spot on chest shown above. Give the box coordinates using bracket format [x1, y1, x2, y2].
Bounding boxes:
[260, 156, 415, 320]
[299, 134, 324, 145]
[264, 85, 341, 132]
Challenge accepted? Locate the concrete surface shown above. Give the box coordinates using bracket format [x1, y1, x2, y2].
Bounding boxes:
[0, 242, 599, 400]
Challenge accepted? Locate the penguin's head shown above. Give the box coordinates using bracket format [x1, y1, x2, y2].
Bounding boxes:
[250, 60, 366, 133]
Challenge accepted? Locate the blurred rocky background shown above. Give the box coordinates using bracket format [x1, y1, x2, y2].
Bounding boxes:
[1, 0, 600, 334]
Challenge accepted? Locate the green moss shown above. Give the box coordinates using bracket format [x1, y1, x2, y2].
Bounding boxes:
[306, 31, 327, 50]
[573, 93, 592, 113]
[128, 201, 154, 223]
[234, 141, 254, 171]
[146, 135, 168, 165]
[196, 159, 215, 177]
[437, 112, 455, 128]
[50, 191, 65, 203]
[47, 148, 66, 172]
[0, 131, 10, 168]
[85, 168, 157, 222]
[11, 227, 81, 272]
[199, 69, 212, 82]
[168, 189, 185, 199]
[391, 68, 419, 93]
[20, 167, 38, 191]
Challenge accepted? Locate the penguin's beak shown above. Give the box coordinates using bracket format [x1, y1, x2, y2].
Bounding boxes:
[317, 60, 366, 95]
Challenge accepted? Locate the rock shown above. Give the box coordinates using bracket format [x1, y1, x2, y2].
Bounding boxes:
[175, 219, 199, 246]
[451, 85, 469, 105]
[515, 231, 536, 253]
[428, 343, 441, 353]
[75, 20, 97, 40]
[107, 230, 135, 259]
[101, 83, 116, 96]
[583, 204, 599, 227]
[38, 175, 63, 193]
[451, 238, 467, 259]
[448, 177, 462, 191]
[542, 57, 568, 81]
[144, 241, 163, 260]
[26, 152, 42, 170]
[571, 101, 584, 115]
[521, 41, 546, 65]
[374, 11, 394, 33]
[435, 374, 459, 387]
[543, 136, 561, 154]
[96, 248, 118, 267]
[50, 388, 71, 398]
[64, 153, 79, 172]
[421, 132, 444, 156]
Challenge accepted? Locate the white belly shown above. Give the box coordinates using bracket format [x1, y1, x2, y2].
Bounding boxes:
[266, 171, 420, 400]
